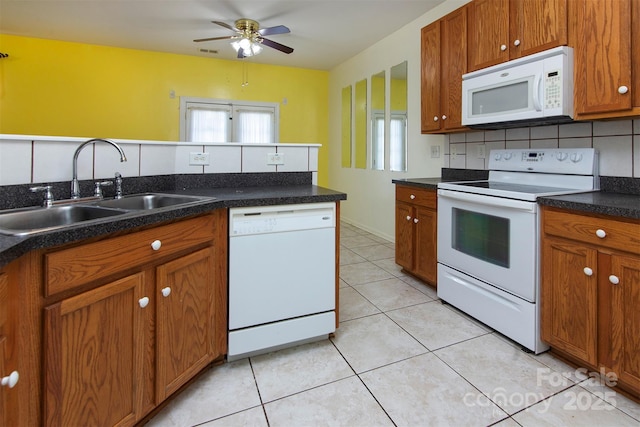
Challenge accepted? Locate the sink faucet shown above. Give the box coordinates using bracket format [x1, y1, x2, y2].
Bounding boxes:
[71, 138, 127, 199]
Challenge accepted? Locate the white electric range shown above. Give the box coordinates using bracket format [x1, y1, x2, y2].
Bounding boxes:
[437, 148, 599, 353]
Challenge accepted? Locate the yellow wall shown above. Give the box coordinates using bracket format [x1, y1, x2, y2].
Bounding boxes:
[354, 79, 367, 169]
[0, 35, 329, 185]
[390, 78, 407, 111]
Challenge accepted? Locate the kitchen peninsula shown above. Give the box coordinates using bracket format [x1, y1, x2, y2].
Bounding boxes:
[0, 135, 346, 426]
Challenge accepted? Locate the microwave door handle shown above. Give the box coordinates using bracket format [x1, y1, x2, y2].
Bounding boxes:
[533, 73, 543, 111]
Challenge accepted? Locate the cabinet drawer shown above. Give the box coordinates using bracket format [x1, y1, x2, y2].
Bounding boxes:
[396, 186, 436, 209]
[543, 208, 640, 255]
[45, 214, 217, 297]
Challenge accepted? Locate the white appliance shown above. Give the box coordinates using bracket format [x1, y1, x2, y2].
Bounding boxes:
[228, 202, 336, 360]
[462, 46, 574, 128]
[437, 148, 598, 354]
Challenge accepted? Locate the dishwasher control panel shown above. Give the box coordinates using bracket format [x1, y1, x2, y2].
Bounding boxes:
[230, 203, 336, 236]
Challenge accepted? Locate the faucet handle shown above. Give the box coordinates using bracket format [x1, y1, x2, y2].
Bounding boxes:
[30, 185, 54, 207]
[114, 172, 124, 199]
[94, 180, 113, 198]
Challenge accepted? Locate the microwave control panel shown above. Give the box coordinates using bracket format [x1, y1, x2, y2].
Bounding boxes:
[544, 70, 563, 109]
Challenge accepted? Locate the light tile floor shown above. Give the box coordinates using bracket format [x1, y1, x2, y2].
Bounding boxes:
[148, 222, 640, 427]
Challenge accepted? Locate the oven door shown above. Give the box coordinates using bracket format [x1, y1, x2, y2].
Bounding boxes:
[437, 189, 538, 302]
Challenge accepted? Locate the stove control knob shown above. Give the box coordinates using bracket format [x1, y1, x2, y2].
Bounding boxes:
[494, 153, 502, 161]
[556, 152, 568, 161]
[503, 152, 513, 160]
[570, 153, 583, 163]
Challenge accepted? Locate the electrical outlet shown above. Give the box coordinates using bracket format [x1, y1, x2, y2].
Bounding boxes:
[431, 145, 441, 158]
[477, 145, 486, 159]
[267, 153, 285, 165]
[189, 152, 210, 165]
[450, 144, 458, 156]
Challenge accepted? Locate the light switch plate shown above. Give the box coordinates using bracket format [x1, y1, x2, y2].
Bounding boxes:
[189, 152, 210, 165]
[267, 153, 285, 165]
[431, 145, 441, 158]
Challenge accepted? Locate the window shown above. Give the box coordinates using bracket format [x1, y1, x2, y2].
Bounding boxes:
[180, 97, 279, 143]
[389, 112, 407, 171]
[371, 110, 385, 170]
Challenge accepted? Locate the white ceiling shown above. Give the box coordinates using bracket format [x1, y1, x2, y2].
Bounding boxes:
[0, 0, 446, 70]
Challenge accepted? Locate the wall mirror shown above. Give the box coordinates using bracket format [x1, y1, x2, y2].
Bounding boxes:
[371, 71, 385, 171]
[390, 61, 407, 172]
[354, 79, 367, 169]
[341, 85, 352, 167]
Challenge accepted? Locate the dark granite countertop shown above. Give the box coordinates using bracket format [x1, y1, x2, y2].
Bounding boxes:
[0, 180, 346, 269]
[538, 191, 640, 220]
[393, 171, 639, 220]
[392, 168, 490, 190]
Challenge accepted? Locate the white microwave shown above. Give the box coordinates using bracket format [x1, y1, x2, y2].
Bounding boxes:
[462, 46, 574, 129]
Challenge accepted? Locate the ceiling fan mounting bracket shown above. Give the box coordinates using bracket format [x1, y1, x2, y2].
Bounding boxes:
[235, 18, 260, 33]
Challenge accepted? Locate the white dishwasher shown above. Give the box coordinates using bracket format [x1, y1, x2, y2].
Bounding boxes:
[228, 202, 336, 360]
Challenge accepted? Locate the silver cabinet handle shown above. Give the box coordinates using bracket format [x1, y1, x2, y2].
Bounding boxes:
[406, 215, 412, 221]
[138, 297, 150, 308]
[161, 287, 171, 297]
[618, 86, 629, 94]
[595, 229, 606, 239]
[151, 240, 162, 251]
[583, 267, 593, 276]
[609, 275, 620, 285]
[433, 116, 439, 121]
[413, 218, 419, 224]
[410, 194, 416, 199]
[442, 115, 447, 120]
[513, 39, 521, 46]
[500, 44, 507, 51]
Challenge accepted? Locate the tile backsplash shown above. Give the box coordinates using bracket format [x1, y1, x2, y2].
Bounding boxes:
[0, 135, 320, 186]
[444, 119, 640, 177]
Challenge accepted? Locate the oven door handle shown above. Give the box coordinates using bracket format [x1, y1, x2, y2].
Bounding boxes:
[437, 189, 536, 213]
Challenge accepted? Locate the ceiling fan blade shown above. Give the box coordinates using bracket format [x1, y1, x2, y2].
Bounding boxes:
[261, 38, 294, 54]
[193, 36, 233, 42]
[212, 21, 238, 32]
[259, 25, 290, 36]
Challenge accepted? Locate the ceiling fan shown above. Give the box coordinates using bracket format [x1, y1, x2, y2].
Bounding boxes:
[194, 19, 294, 58]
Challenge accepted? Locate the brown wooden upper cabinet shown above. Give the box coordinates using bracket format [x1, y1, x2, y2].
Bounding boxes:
[421, 6, 467, 133]
[571, 0, 640, 119]
[467, 0, 568, 72]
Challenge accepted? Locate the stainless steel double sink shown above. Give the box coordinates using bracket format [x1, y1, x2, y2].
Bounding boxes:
[0, 193, 214, 236]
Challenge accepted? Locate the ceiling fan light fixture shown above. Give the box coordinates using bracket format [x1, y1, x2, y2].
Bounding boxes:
[231, 35, 263, 57]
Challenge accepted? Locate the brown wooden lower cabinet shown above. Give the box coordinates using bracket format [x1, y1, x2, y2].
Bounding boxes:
[541, 206, 640, 398]
[394, 185, 437, 287]
[2, 210, 228, 426]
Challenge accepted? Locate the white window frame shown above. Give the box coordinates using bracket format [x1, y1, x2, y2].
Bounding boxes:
[180, 96, 279, 143]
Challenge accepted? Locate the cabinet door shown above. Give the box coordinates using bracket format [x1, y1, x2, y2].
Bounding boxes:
[156, 247, 214, 402]
[607, 253, 640, 393]
[414, 207, 437, 285]
[0, 336, 6, 427]
[509, 0, 567, 59]
[44, 273, 146, 427]
[395, 203, 414, 271]
[0, 273, 7, 427]
[574, 0, 632, 115]
[441, 6, 467, 131]
[421, 21, 442, 133]
[468, 0, 509, 72]
[541, 238, 598, 365]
